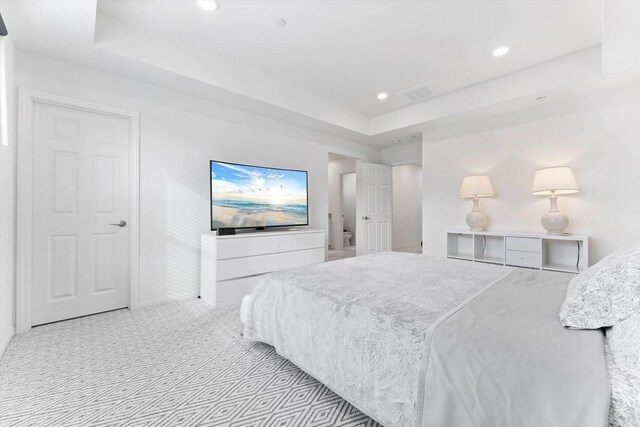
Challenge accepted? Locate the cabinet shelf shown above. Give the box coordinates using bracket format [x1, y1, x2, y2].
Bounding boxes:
[447, 233, 474, 260]
[474, 255, 505, 265]
[446, 231, 588, 274]
[448, 255, 473, 261]
[542, 263, 584, 274]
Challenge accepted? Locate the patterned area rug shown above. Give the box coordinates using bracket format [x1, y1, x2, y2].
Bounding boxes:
[0, 300, 381, 426]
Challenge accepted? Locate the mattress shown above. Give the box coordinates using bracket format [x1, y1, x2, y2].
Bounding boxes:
[243, 252, 609, 427]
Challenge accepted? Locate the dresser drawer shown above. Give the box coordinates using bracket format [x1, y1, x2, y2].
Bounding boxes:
[217, 236, 279, 260]
[278, 232, 324, 252]
[506, 250, 540, 269]
[280, 248, 324, 270]
[217, 253, 280, 281]
[217, 232, 324, 260]
[505, 237, 540, 253]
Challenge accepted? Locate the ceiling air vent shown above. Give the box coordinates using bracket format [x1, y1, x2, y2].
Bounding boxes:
[399, 84, 435, 102]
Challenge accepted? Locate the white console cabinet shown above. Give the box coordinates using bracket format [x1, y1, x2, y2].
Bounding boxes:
[200, 229, 325, 307]
[446, 230, 589, 274]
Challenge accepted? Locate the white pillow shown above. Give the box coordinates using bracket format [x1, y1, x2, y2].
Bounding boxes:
[559, 244, 640, 329]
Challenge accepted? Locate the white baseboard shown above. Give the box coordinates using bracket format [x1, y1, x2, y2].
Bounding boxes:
[132, 296, 182, 309]
[0, 325, 15, 359]
[393, 243, 422, 254]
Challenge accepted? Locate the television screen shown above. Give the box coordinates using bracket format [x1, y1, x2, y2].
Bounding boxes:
[210, 160, 309, 230]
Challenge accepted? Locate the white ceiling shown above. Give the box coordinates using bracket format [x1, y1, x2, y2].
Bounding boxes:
[5, 0, 640, 148]
[97, 0, 601, 117]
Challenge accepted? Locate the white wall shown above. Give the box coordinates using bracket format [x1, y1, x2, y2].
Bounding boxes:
[392, 164, 422, 252]
[16, 50, 378, 307]
[0, 36, 16, 355]
[341, 173, 356, 245]
[327, 157, 356, 249]
[380, 141, 421, 166]
[422, 98, 640, 264]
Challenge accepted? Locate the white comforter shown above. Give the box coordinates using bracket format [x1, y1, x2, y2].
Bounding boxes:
[243, 252, 513, 426]
[607, 313, 640, 427]
[243, 252, 611, 427]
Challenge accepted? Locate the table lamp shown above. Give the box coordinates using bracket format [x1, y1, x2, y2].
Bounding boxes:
[460, 175, 494, 231]
[531, 166, 579, 235]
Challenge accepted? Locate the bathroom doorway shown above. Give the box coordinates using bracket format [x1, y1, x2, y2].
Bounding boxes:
[328, 153, 357, 261]
[340, 172, 357, 257]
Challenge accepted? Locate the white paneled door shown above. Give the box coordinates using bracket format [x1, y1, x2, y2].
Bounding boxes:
[356, 161, 392, 256]
[31, 101, 131, 326]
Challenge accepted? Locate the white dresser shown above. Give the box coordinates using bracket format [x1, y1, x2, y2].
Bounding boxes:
[200, 229, 325, 307]
[446, 230, 589, 274]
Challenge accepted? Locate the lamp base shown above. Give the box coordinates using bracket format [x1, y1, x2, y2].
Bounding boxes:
[541, 196, 569, 235]
[541, 212, 569, 235]
[466, 198, 488, 232]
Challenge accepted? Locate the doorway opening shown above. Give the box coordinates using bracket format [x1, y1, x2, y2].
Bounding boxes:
[391, 161, 422, 254]
[327, 153, 357, 261]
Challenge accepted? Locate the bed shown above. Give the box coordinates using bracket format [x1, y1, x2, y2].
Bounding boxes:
[242, 252, 612, 427]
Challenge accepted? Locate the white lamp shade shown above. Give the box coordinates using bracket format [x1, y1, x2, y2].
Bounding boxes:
[460, 175, 494, 198]
[531, 166, 579, 196]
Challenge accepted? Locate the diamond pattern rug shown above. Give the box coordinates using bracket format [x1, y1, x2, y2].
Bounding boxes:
[0, 300, 381, 426]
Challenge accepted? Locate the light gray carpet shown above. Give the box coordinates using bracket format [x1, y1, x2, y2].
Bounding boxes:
[0, 299, 381, 427]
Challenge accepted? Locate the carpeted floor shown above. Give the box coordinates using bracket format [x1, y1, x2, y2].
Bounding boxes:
[0, 300, 380, 427]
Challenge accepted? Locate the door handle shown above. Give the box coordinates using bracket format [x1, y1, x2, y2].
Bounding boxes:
[362, 216, 371, 220]
[109, 220, 127, 228]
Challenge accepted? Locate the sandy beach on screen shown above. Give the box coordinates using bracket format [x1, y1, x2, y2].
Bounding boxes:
[212, 205, 307, 228]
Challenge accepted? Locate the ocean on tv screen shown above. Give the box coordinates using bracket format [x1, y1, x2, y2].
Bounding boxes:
[211, 161, 308, 229]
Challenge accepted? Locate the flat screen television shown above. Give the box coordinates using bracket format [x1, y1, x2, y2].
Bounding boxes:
[210, 160, 309, 231]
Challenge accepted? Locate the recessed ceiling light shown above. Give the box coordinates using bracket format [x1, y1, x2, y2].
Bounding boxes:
[492, 46, 510, 57]
[198, 0, 220, 12]
[377, 92, 388, 100]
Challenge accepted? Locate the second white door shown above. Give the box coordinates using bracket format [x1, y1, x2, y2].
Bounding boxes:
[356, 161, 392, 256]
[31, 100, 131, 326]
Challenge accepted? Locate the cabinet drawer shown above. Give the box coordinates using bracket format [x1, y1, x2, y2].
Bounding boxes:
[217, 232, 324, 260]
[217, 237, 279, 260]
[506, 237, 540, 253]
[217, 253, 280, 281]
[217, 276, 260, 307]
[506, 250, 540, 269]
[280, 248, 325, 270]
[278, 232, 324, 252]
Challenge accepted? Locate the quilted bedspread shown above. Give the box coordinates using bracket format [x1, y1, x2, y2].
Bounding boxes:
[244, 252, 610, 427]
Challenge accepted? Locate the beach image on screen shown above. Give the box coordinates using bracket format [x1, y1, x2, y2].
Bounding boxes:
[211, 161, 308, 229]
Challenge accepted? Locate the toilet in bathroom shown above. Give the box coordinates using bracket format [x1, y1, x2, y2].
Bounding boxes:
[343, 231, 352, 247]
